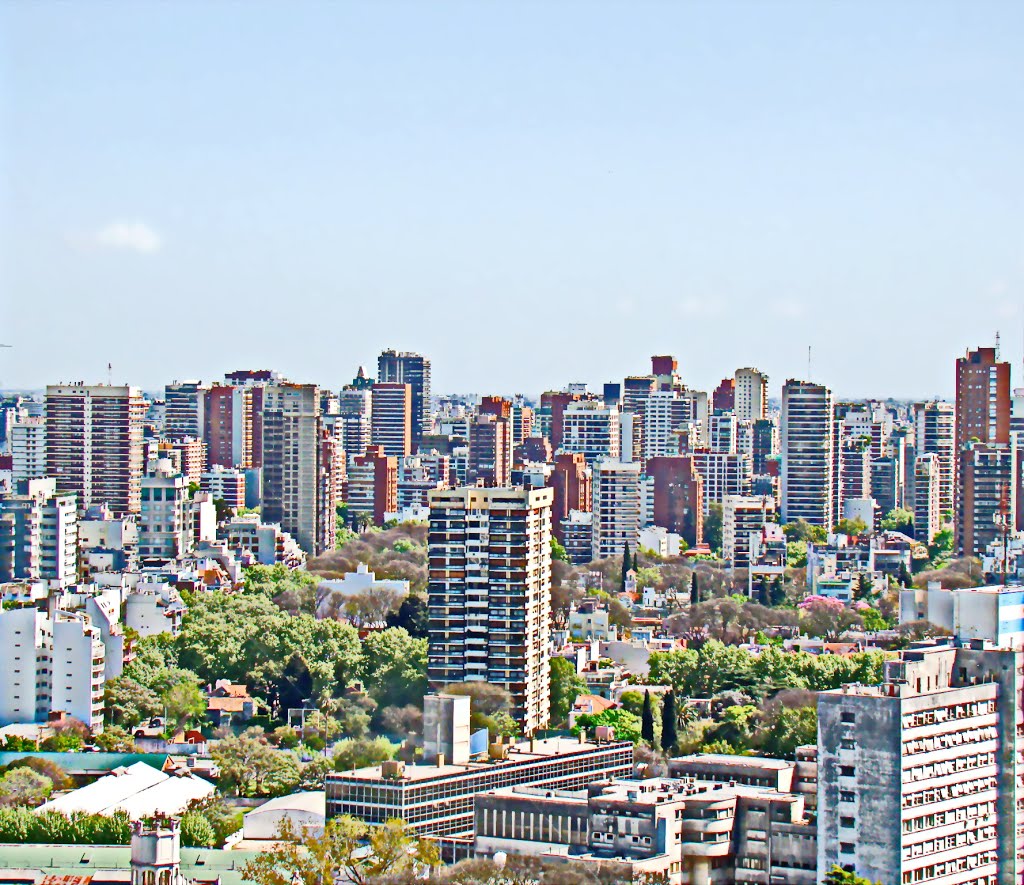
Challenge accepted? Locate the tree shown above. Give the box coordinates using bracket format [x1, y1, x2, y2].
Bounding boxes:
[378, 704, 423, 737]
[549, 657, 587, 727]
[640, 691, 655, 745]
[180, 810, 217, 848]
[359, 629, 428, 710]
[276, 654, 314, 718]
[799, 596, 862, 641]
[384, 594, 429, 638]
[0, 757, 73, 791]
[620, 543, 632, 591]
[40, 728, 83, 752]
[661, 692, 678, 752]
[573, 708, 642, 744]
[769, 576, 786, 607]
[550, 537, 569, 563]
[758, 705, 817, 758]
[787, 541, 809, 568]
[185, 795, 242, 846]
[93, 725, 136, 752]
[332, 737, 398, 772]
[834, 518, 868, 537]
[211, 728, 300, 797]
[823, 866, 881, 885]
[880, 508, 914, 536]
[0, 768, 52, 808]
[241, 815, 440, 885]
[690, 572, 700, 606]
[608, 597, 634, 630]
[341, 586, 405, 627]
[104, 677, 162, 728]
[441, 682, 518, 738]
[898, 560, 913, 588]
[704, 503, 724, 552]
[161, 680, 207, 731]
[783, 520, 827, 543]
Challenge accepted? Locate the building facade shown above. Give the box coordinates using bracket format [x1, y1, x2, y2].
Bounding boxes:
[780, 380, 834, 527]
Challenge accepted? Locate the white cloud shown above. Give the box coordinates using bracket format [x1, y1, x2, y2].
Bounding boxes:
[89, 221, 162, 254]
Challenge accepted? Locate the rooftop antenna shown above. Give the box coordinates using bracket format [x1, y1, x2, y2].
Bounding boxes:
[807, 345, 812, 382]
[995, 331, 1001, 360]
[107, 362, 112, 386]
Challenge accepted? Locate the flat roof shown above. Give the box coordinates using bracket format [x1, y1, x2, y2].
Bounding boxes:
[331, 737, 630, 783]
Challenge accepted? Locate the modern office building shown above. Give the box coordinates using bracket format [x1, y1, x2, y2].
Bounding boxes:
[45, 383, 148, 515]
[591, 459, 641, 561]
[780, 380, 834, 527]
[818, 639, 1021, 885]
[377, 350, 431, 446]
[261, 383, 332, 554]
[734, 367, 768, 423]
[336, 387, 373, 462]
[0, 478, 78, 588]
[426, 486, 553, 733]
[326, 732, 633, 837]
[371, 382, 413, 459]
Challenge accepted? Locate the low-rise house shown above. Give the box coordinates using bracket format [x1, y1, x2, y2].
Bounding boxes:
[206, 680, 256, 727]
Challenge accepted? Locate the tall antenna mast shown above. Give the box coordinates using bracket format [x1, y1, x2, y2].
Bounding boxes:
[107, 363, 112, 386]
[995, 330, 1001, 360]
[807, 345, 812, 382]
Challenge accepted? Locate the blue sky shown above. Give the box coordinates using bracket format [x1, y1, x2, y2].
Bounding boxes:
[2, 1, 1022, 399]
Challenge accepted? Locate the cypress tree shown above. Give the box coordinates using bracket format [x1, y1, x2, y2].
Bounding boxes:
[690, 572, 699, 606]
[660, 692, 678, 752]
[769, 576, 785, 607]
[641, 690, 655, 745]
[621, 543, 632, 591]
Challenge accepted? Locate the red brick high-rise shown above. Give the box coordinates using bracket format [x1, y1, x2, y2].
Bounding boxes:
[713, 378, 736, 413]
[548, 452, 591, 542]
[647, 455, 703, 548]
[203, 385, 253, 469]
[468, 413, 512, 487]
[955, 347, 1010, 447]
[541, 391, 586, 450]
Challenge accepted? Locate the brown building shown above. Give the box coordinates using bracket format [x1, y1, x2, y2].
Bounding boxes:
[479, 396, 511, 419]
[650, 355, 678, 381]
[348, 445, 398, 526]
[548, 452, 591, 542]
[647, 455, 703, 547]
[468, 413, 512, 487]
[957, 441, 1015, 557]
[516, 436, 553, 466]
[203, 384, 253, 469]
[371, 382, 413, 458]
[955, 346, 1011, 447]
[541, 391, 588, 450]
[712, 377, 735, 412]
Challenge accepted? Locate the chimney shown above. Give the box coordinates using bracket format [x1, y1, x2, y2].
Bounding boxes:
[579, 728, 586, 744]
[437, 752, 445, 768]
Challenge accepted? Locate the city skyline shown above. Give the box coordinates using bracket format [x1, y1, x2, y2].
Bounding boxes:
[3, 1, 1023, 396]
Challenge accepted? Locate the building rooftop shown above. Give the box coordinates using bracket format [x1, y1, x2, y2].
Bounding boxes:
[332, 736, 630, 783]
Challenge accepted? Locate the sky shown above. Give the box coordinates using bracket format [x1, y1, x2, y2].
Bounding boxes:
[1, 0, 1022, 400]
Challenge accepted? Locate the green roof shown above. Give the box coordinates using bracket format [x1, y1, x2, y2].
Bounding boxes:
[0, 844, 266, 885]
[0, 752, 169, 772]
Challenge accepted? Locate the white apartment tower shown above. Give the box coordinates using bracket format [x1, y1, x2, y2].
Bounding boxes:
[0, 478, 78, 588]
[139, 458, 193, 561]
[0, 607, 105, 732]
[591, 459, 641, 561]
[914, 454, 942, 544]
[722, 494, 775, 570]
[559, 401, 621, 465]
[45, 384, 147, 515]
[426, 487, 553, 733]
[913, 400, 955, 522]
[734, 368, 768, 422]
[780, 380, 834, 527]
[11, 416, 46, 482]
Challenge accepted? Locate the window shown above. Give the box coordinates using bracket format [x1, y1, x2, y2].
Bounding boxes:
[840, 766, 856, 777]
[840, 791, 855, 802]
[841, 712, 856, 724]
[840, 842, 855, 854]
[840, 816, 855, 828]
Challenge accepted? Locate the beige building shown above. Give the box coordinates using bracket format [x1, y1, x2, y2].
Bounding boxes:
[427, 486, 553, 732]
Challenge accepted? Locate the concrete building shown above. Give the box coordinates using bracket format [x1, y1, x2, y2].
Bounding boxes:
[913, 402, 955, 523]
[346, 445, 398, 526]
[780, 380, 834, 527]
[243, 792, 326, 841]
[200, 466, 246, 511]
[734, 367, 768, 423]
[722, 494, 775, 570]
[568, 598, 613, 641]
[818, 639, 1020, 885]
[468, 413, 512, 486]
[591, 459, 641, 561]
[641, 391, 694, 460]
[219, 514, 304, 568]
[203, 384, 253, 469]
[427, 486, 553, 733]
[336, 387, 372, 462]
[562, 509, 594, 565]
[900, 584, 1024, 647]
[548, 453, 591, 544]
[646, 456, 702, 548]
[0, 478, 78, 588]
[0, 606, 104, 731]
[326, 733, 633, 836]
[45, 383, 147, 515]
[370, 382, 413, 459]
[10, 416, 46, 482]
[163, 381, 210, 442]
[955, 347, 1011, 451]
[559, 401, 620, 465]
[914, 453, 942, 544]
[139, 459, 192, 562]
[377, 349, 432, 447]
[261, 383, 332, 554]
[708, 411, 737, 454]
[957, 440, 1016, 557]
[690, 450, 752, 515]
